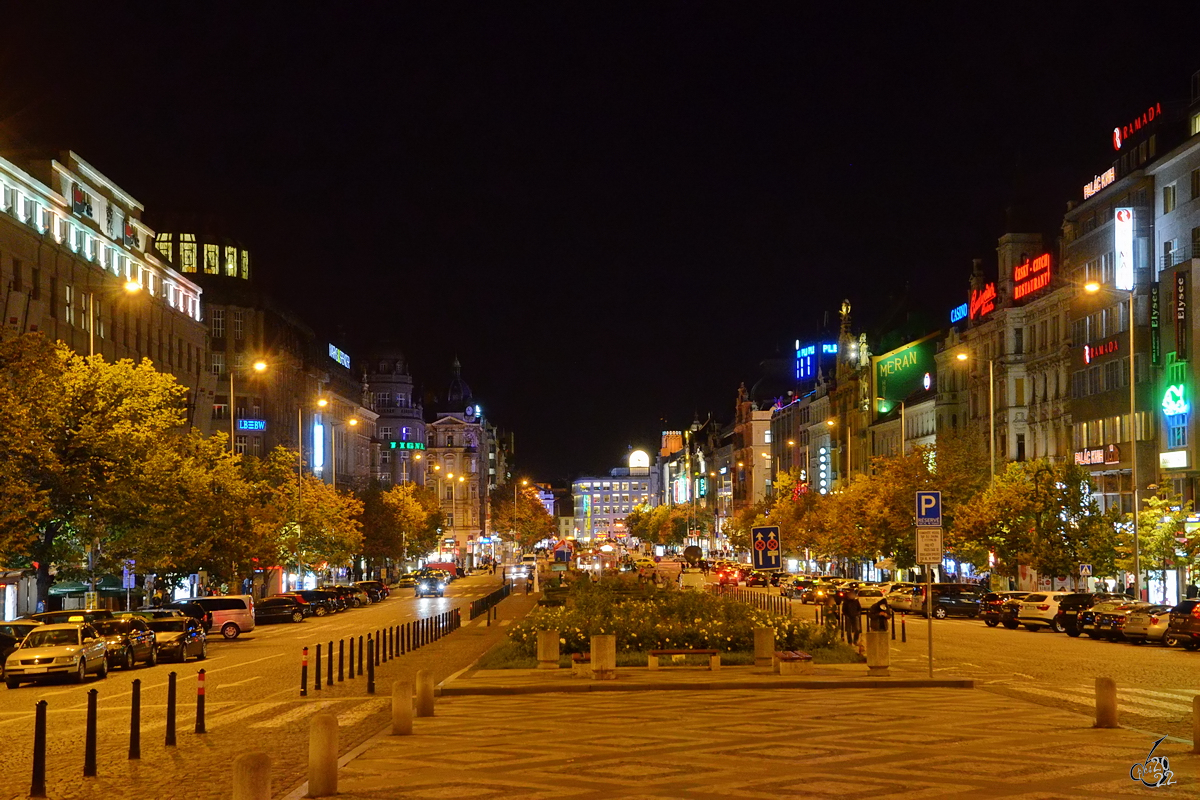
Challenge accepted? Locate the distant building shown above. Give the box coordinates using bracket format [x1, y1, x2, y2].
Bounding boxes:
[361, 345, 426, 487]
[572, 449, 655, 541]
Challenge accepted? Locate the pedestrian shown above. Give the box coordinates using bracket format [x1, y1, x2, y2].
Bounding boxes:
[1188, 583, 1199, 599]
[843, 591, 863, 645]
[526, 574, 534, 595]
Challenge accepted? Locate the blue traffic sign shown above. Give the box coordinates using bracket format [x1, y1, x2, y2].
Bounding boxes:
[915, 491, 942, 527]
[751, 526, 781, 571]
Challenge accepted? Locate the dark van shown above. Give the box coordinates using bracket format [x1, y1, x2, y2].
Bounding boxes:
[917, 583, 984, 619]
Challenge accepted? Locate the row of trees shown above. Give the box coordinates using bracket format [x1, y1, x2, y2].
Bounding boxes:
[0, 334, 443, 605]
[489, 485, 556, 550]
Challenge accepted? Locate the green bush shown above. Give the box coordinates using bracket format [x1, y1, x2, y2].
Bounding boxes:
[507, 580, 836, 656]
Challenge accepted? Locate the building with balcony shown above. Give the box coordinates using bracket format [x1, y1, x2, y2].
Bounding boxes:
[362, 344, 426, 486]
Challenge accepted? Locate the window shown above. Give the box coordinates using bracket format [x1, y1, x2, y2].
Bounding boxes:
[379, 426, 392, 440]
[240, 250, 249, 279]
[1167, 415, 1188, 449]
[211, 308, 225, 339]
[210, 351, 225, 376]
[380, 451, 391, 465]
[251, 437, 262, 458]
[232, 310, 244, 340]
[1013, 328, 1023, 355]
[225, 246, 237, 277]
[31, 266, 39, 300]
[155, 234, 173, 263]
[64, 283, 73, 324]
[1164, 239, 1178, 267]
[1193, 169, 1200, 201]
[203, 244, 219, 274]
[180, 234, 196, 272]
[1014, 378, 1024, 405]
[1164, 183, 1177, 215]
[234, 435, 247, 455]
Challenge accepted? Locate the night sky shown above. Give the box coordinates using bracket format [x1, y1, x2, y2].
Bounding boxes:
[4, 5, 1200, 484]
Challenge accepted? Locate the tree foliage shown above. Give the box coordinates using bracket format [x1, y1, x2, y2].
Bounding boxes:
[491, 484, 555, 550]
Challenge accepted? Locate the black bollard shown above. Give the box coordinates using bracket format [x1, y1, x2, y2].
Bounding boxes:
[338, 639, 345, 682]
[375, 630, 381, 665]
[367, 638, 375, 695]
[349, 636, 355, 679]
[901, 613, 907, 643]
[195, 668, 206, 734]
[30, 700, 47, 798]
[386, 626, 392, 660]
[891, 612, 896, 640]
[327, 639, 334, 681]
[165, 672, 177, 746]
[84, 688, 97, 777]
[301, 646, 309, 697]
[315, 642, 322, 690]
[358, 634, 364, 674]
[129, 679, 141, 760]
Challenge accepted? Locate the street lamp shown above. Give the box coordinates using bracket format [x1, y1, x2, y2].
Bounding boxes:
[329, 417, 358, 489]
[825, 418, 850, 489]
[229, 360, 268, 453]
[955, 351, 995, 486]
[1085, 280, 1140, 599]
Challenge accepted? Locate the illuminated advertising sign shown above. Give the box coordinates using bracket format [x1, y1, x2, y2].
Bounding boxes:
[236, 419, 266, 431]
[949, 303, 968, 324]
[1151, 281, 1161, 365]
[1177, 271, 1189, 359]
[969, 283, 996, 320]
[873, 332, 939, 408]
[1074, 445, 1121, 466]
[1012, 253, 1052, 300]
[795, 341, 837, 380]
[1161, 450, 1189, 469]
[328, 343, 351, 369]
[1083, 167, 1116, 199]
[1114, 208, 1134, 291]
[312, 422, 325, 471]
[387, 441, 425, 450]
[818, 446, 829, 494]
[1163, 384, 1189, 417]
[1112, 102, 1162, 150]
[1083, 338, 1119, 364]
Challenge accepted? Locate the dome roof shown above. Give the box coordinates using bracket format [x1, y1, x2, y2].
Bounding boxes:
[445, 357, 473, 405]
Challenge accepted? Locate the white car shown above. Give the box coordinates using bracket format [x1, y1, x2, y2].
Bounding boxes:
[5, 623, 109, 687]
[1016, 591, 1072, 631]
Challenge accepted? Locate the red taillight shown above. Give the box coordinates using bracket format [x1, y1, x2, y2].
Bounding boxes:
[1150, 616, 1159, 624]
[1192, 606, 1200, 620]
[1037, 604, 1050, 611]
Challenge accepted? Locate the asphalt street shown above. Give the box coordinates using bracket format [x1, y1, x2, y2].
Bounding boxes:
[0, 573, 519, 800]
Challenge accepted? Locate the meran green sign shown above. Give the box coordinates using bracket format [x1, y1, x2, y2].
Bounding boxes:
[874, 332, 939, 409]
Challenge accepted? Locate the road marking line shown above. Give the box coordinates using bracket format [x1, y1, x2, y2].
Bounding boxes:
[335, 698, 388, 727]
[1012, 684, 1191, 716]
[501, 620, 512, 626]
[249, 699, 341, 729]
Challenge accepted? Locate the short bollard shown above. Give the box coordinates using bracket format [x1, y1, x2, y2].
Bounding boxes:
[415, 669, 435, 717]
[1194, 696, 1200, 754]
[358, 634, 364, 674]
[1095, 676, 1119, 728]
[165, 671, 177, 746]
[129, 678, 141, 760]
[308, 713, 339, 797]
[391, 681, 413, 735]
[315, 643, 322, 690]
[84, 688, 98, 777]
[301, 647, 309, 697]
[231, 752, 271, 800]
[367, 638, 376, 695]
[374, 629, 381, 665]
[901, 614, 907, 643]
[30, 700, 47, 798]
[338, 639, 345, 682]
[195, 668, 207, 734]
[891, 612, 896, 640]
[348, 636, 355, 679]
[327, 639, 333, 681]
[753, 627, 773, 668]
[537, 629, 560, 670]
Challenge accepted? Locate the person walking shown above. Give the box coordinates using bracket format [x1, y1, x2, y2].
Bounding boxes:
[843, 591, 863, 645]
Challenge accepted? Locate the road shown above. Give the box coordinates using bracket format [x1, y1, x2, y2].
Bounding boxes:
[0, 573, 515, 800]
[778, 590, 1200, 743]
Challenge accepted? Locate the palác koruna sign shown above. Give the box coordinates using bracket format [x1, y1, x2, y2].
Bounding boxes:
[1113, 102, 1162, 150]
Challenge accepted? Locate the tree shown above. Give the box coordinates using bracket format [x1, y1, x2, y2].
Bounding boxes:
[491, 485, 555, 550]
[1124, 486, 1193, 591]
[0, 335, 191, 605]
[379, 482, 442, 563]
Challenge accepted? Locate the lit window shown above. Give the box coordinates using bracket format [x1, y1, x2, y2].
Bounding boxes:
[156, 234, 174, 263]
[1164, 184, 1177, 215]
[225, 246, 237, 277]
[240, 250, 249, 279]
[180, 234, 196, 272]
[203, 244, 219, 275]
[234, 435, 247, 455]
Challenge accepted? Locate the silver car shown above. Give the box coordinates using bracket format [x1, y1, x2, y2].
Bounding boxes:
[5, 623, 109, 688]
[1123, 604, 1173, 645]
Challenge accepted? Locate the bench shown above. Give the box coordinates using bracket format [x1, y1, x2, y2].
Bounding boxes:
[648, 648, 720, 671]
[773, 650, 813, 676]
[571, 652, 591, 677]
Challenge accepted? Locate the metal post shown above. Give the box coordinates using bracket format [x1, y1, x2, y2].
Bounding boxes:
[338, 639, 344, 682]
[165, 671, 177, 746]
[315, 643, 322, 690]
[375, 629, 381, 665]
[301, 647, 308, 697]
[30, 700, 47, 798]
[367, 638, 375, 695]
[358, 634, 364, 674]
[129, 679, 141, 760]
[926, 569, 933, 678]
[1129, 290, 1141, 599]
[349, 635, 355, 679]
[901, 613, 907, 642]
[327, 639, 333, 680]
[195, 668, 207, 734]
[84, 688, 97, 776]
[988, 358, 995, 485]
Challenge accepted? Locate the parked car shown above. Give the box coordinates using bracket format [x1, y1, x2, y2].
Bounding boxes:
[356, 580, 390, 601]
[255, 596, 307, 624]
[1124, 604, 1174, 645]
[1017, 591, 1073, 631]
[4, 623, 109, 687]
[1079, 601, 1143, 640]
[30, 609, 114, 625]
[916, 584, 983, 619]
[161, 601, 216, 631]
[126, 608, 186, 621]
[980, 592, 1028, 627]
[148, 617, 207, 662]
[290, 589, 342, 616]
[1165, 599, 1200, 649]
[0, 620, 43, 642]
[1055, 592, 1129, 637]
[0, 632, 18, 679]
[886, 586, 922, 613]
[179, 596, 256, 639]
[92, 617, 158, 669]
[329, 585, 370, 609]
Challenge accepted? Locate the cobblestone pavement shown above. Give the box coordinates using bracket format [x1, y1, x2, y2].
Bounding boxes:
[324, 686, 1200, 799]
[0, 576, 538, 800]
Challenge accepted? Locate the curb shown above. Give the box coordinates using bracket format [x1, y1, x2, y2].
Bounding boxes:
[438, 677, 975, 695]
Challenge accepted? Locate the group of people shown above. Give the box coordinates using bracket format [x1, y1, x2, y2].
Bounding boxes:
[824, 588, 889, 645]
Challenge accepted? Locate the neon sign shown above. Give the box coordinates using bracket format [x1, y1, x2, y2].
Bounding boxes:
[1113, 102, 1162, 150]
[1162, 384, 1189, 417]
[236, 419, 266, 431]
[328, 344, 351, 369]
[1013, 253, 1052, 300]
[1177, 271, 1189, 359]
[1114, 208, 1134, 291]
[1083, 339, 1119, 364]
[818, 446, 829, 495]
[950, 303, 968, 324]
[388, 441, 425, 450]
[1083, 167, 1116, 199]
[969, 283, 997, 320]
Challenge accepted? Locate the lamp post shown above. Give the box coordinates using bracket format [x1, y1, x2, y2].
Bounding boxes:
[1085, 281, 1140, 599]
[875, 398, 907, 455]
[955, 351, 995, 486]
[329, 417, 358, 490]
[228, 360, 268, 453]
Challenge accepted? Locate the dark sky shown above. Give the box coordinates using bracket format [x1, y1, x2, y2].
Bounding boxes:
[4, 4, 1200, 484]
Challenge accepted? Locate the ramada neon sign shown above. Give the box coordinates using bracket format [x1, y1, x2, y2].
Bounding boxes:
[1113, 102, 1162, 150]
[1083, 339, 1119, 364]
[969, 283, 996, 320]
[1013, 253, 1052, 300]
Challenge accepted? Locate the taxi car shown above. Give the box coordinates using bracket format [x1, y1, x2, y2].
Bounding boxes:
[4, 623, 109, 687]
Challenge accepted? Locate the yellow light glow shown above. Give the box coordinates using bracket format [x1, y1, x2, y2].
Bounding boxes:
[447, 473, 454, 479]
[956, 352, 968, 361]
[123, 281, 141, 293]
[317, 398, 328, 407]
[253, 361, 267, 372]
[348, 418, 358, 426]
[1084, 282, 1101, 293]
[826, 419, 836, 426]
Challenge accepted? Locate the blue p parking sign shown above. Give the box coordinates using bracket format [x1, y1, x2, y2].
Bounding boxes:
[915, 491, 941, 527]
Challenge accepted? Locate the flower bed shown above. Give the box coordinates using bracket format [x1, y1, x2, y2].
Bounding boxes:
[506, 576, 840, 657]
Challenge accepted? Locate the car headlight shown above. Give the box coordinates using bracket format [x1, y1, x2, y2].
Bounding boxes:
[56, 656, 75, 663]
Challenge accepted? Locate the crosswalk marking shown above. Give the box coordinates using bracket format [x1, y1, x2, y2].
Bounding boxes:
[249, 699, 341, 729]
[336, 698, 388, 727]
[1007, 683, 1195, 717]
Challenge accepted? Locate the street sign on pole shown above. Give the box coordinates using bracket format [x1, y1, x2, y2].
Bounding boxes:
[915, 491, 942, 527]
[915, 528, 943, 565]
[1079, 563, 1093, 577]
[751, 526, 781, 571]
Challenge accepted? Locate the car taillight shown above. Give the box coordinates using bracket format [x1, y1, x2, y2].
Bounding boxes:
[1192, 606, 1200, 620]
[1150, 615, 1159, 624]
[1037, 604, 1050, 611]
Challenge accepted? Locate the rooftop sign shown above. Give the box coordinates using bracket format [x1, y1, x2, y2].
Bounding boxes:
[1013, 253, 1052, 301]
